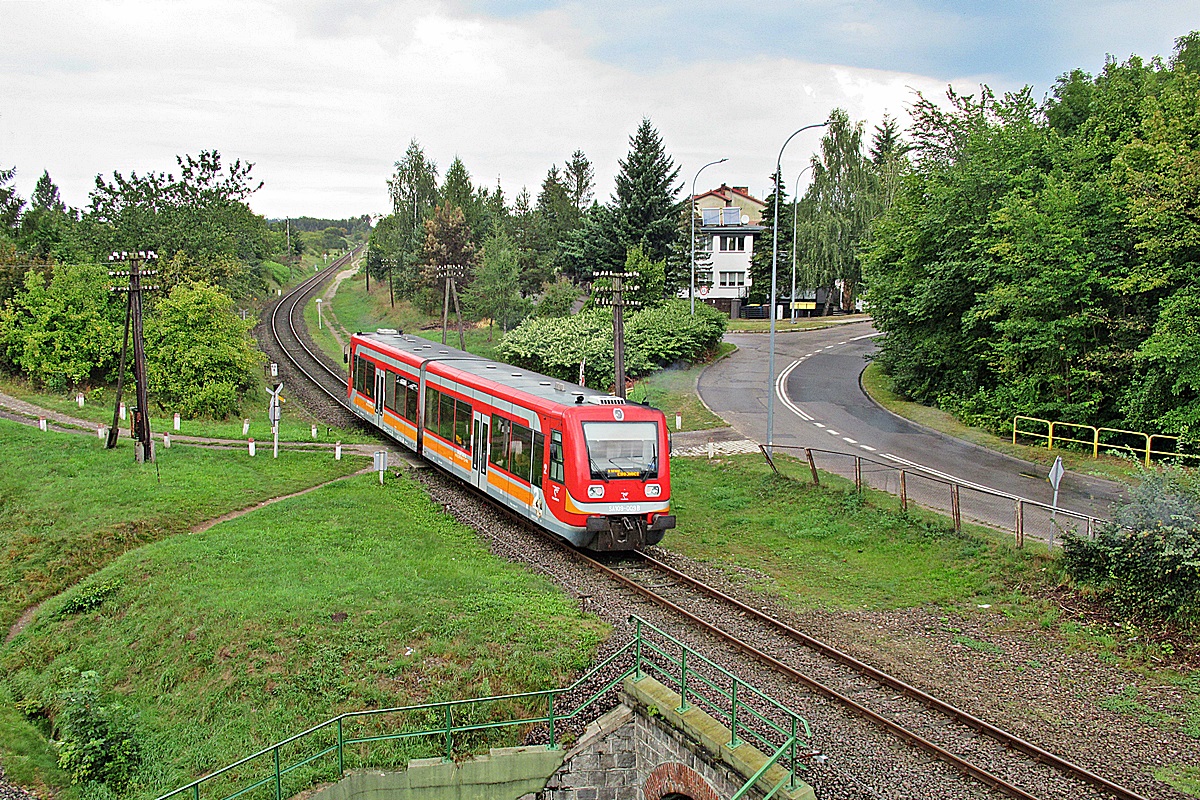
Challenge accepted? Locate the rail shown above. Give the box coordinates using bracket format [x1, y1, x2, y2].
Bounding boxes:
[758, 444, 1103, 549]
[1013, 415, 1197, 467]
[152, 616, 811, 800]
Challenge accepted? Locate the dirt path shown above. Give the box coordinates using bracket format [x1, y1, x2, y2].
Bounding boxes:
[318, 266, 358, 353]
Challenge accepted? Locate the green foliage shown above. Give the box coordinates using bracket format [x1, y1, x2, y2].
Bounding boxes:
[58, 578, 123, 617]
[1062, 466, 1200, 624]
[143, 281, 263, 417]
[54, 670, 140, 789]
[0, 262, 123, 391]
[498, 299, 725, 390]
[463, 228, 528, 338]
[865, 37, 1200, 435]
[535, 277, 581, 318]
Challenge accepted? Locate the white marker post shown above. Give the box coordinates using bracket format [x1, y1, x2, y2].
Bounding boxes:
[374, 450, 388, 485]
[335, 441, 342, 460]
[120, 402, 127, 420]
[316, 298, 323, 329]
[39, 417, 47, 432]
[311, 424, 318, 440]
[248, 438, 256, 456]
[163, 433, 171, 449]
[173, 412, 181, 431]
[76, 393, 85, 408]
[243, 419, 250, 436]
[267, 383, 284, 459]
[675, 412, 682, 431]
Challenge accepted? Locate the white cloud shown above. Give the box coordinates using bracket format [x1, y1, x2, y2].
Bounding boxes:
[0, 0, 1187, 219]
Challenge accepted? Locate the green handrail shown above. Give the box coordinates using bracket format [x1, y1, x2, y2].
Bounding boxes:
[152, 615, 812, 800]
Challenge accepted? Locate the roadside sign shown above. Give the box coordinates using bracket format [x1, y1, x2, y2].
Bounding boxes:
[1048, 456, 1065, 521]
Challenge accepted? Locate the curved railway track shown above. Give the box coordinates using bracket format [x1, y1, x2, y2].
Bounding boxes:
[268, 260, 1155, 800]
[265, 249, 362, 426]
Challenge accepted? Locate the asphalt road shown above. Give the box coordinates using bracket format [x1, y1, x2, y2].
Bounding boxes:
[697, 319, 1128, 534]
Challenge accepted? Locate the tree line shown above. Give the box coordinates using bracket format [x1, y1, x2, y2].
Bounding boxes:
[864, 32, 1200, 443]
[0, 151, 301, 415]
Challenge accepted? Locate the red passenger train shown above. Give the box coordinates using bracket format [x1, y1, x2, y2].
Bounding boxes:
[347, 330, 675, 550]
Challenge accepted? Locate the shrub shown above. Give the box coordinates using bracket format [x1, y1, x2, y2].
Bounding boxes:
[1061, 466, 1200, 624]
[54, 670, 140, 789]
[58, 578, 123, 617]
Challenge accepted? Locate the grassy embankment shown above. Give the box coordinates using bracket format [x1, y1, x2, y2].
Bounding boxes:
[0, 417, 606, 799]
[724, 313, 871, 333]
[860, 362, 1148, 484]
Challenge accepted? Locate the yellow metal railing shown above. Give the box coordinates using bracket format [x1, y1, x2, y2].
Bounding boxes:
[1012, 416, 1196, 466]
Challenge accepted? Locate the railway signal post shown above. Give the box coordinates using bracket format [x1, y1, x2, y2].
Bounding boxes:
[268, 383, 284, 458]
[107, 250, 158, 463]
[593, 271, 640, 399]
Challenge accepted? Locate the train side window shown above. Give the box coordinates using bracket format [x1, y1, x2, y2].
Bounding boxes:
[425, 387, 440, 430]
[405, 381, 419, 422]
[454, 398, 471, 451]
[490, 415, 509, 471]
[531, 431, 545, 488]
[510, 423, 533, 483]
[363, 361, 376, 400]
[351, 355, 359, 392]
[438, 392, 454, 440]
[384, 372, 396, 412]
[549, 430, 564, 483]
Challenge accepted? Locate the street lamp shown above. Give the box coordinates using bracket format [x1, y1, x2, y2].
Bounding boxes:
[790, 164, 814, 324]
[690, 157, 727, 315]
[768, 122, 827, 455]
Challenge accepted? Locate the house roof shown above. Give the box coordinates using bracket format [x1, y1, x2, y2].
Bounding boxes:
[691, 184, 766, 208]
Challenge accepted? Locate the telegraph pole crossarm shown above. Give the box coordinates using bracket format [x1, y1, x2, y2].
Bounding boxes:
[593, 271, 641, 398]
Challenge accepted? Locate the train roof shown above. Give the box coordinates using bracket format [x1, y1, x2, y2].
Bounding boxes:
[354, 329, 627, 410]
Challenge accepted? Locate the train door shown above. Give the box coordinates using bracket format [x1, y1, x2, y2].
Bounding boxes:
[471, 409, 489, 490]
[374, 368, 387, 425]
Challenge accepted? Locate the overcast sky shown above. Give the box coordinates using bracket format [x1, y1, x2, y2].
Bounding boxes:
[1, 1, 1196, 219]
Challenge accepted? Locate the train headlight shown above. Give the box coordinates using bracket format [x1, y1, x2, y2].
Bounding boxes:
[588, 485, 604, 499]
[645, 483, 662, 498]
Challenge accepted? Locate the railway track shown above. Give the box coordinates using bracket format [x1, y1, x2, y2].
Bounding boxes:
[264, 249, 362, 426]
[267, 262, 1160, 800]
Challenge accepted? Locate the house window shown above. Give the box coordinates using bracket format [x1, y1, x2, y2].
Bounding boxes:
[699, 235, 713, 253]
[701, 207, 721, 226]
[719, 271, 746, 288]
[719, 235, 745, 252]
[721, 207, 741, 225]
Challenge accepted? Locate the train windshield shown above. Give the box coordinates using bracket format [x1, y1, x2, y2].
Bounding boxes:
[582, 421, 659, 480]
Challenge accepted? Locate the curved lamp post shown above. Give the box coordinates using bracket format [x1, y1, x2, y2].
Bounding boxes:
[690, 157, 727, 315]
[768, 122, 827, 455]
[790, 164, 814, 323]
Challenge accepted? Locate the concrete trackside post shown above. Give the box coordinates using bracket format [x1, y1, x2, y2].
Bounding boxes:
[249, 438, 256, 457]
[335, 442, 342, 460]
[243, 419, 250, 436]
[38, 417, 47, 432]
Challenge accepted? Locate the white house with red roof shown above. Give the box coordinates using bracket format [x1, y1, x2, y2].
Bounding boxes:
[688, 184, 766, 317]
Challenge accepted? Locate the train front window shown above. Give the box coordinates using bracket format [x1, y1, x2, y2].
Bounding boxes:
[581, 421, 659, 480]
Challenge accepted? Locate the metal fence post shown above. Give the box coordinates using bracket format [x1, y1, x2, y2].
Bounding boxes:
[759, 444, 780, 475]
[729, 678, 741, 748]
[899, 470, 907, 512]
[854, 456, 861, 492]
[337, 717, 344, 777]
[444, 706, 453, 760]
[635, 618, 643, 681]
[789, 716, 798, 789]
[274, 746, 281, 800]
[1048, 421, 1055, 451]
[548, 694, 558, 749]
[805, 448, 819, 485]
[678, 646, 691, 712]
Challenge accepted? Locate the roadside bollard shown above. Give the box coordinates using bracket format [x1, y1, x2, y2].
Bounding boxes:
[335, 442, 342, 461]
[163, 433, 171, 449]
[311, 424, 318, 440]
[248, 438, 256, 457]
[243, 419, 250, 436]
[173, 413, 180, 431]
[39, 417, 47, 432]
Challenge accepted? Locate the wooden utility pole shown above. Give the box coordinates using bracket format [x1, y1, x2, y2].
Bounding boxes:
[381, 257, 398, 308]
[437, 264, 467, 351]
[593, 271, 640, 398]
[108, 250, 158, 462]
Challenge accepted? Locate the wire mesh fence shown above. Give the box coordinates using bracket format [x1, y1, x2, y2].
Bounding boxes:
[758, 445, 1102, 549]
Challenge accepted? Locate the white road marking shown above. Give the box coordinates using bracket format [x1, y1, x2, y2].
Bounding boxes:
[774, 359, 814, 420]
[838, 341, 847, 345]
[827, 430, 840, 435]
[843, 437, 857, 444]
[881, 453, 1019, 498]
[850, 333, 884, 341]
[860, 445, 877, 452]
[814, 422, 825, 428]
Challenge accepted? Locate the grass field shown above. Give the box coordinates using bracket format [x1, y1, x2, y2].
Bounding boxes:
[664, 454, 1049, 611]
[725, 313, 871, 333]
[0, 418, 365, 633]
[1, 473, 606, 800]
[627, 343, 734, 432]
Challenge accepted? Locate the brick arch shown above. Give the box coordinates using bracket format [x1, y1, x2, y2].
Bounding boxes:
[644, 762, 720, 800]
